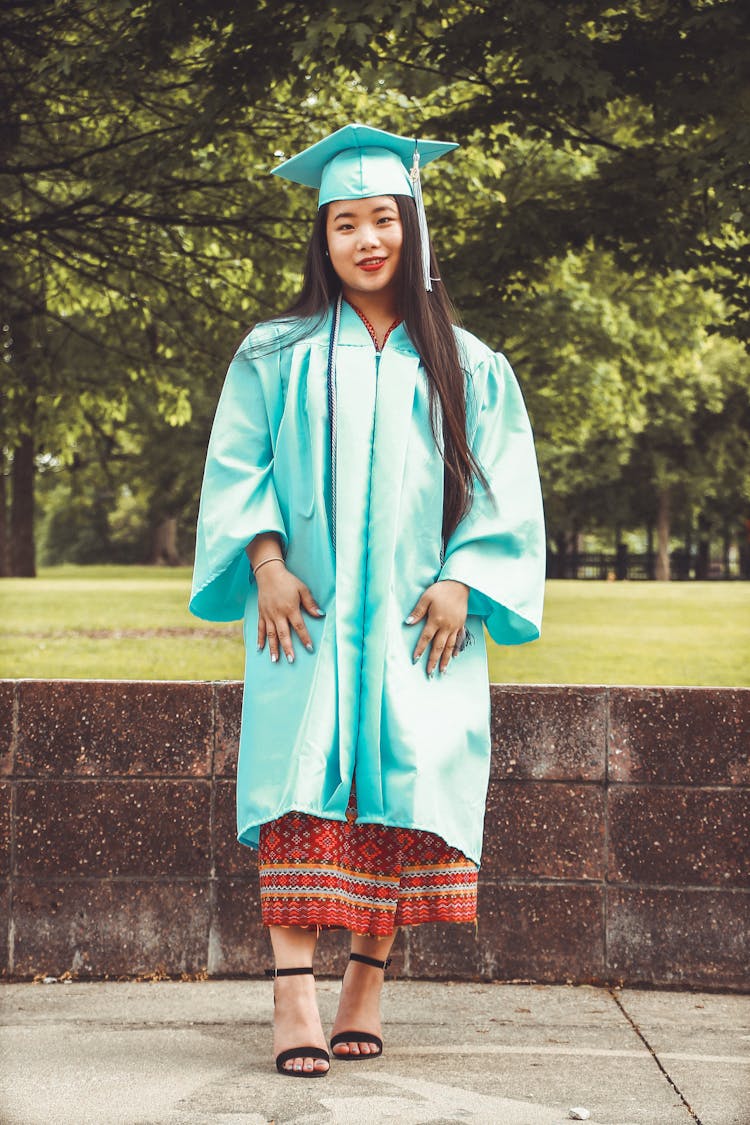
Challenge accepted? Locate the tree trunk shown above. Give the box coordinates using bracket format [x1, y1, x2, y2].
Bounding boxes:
[7, 299, 39, 578]
[741, 519, 750, 580]
[696, 539, 709, 579]
[645, 520, 655, 579]
[0, 450, 9, 577]
[683, 521, 693, 579]
[151, 515, 181, 566]
[655, 486, 670, 581]
[571, 527, 580, 580]
[554, 532, 567, 579]
[615, 541, 628, 581]
[722, 528, 731, 579]
[696, 516, 710, 580]
[10, 433, 36, 576]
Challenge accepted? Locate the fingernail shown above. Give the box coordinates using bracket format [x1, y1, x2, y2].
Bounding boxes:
[314, 607, 325, 616]
[305, 643, 314, 653]
[405, 614, 415, 624]
[257, 643, 262, 651]
[412, 655, 419, 664]
[286, 652, 294, 663]
[271, 654, 278, 663]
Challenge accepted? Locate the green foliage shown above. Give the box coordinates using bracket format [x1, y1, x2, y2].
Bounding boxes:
[1, 0, 748, 573]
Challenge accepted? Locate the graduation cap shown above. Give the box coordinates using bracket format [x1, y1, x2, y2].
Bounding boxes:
[271, 124, 458, 292]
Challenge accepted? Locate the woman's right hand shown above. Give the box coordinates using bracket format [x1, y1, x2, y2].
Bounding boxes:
[255, 561, 325, 663]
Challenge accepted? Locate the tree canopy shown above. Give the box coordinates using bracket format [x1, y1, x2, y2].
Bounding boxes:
[2, 0, 748, 577]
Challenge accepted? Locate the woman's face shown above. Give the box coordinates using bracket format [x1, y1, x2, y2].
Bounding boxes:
[325, 195, 403, 302]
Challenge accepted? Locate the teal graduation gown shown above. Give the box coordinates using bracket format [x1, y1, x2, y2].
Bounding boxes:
[189, 300, 545, 865]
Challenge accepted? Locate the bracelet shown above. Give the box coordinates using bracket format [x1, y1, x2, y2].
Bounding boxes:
[252, 556, 285, 576]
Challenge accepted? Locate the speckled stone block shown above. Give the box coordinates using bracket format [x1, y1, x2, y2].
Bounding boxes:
[213, 778, 257, 876]
[11, 878, 211, 979]
[0, 780, 10, 876]
[0, 681, 14, 775]
[406, 920, 485, 979]
[0, 879, 9, 976]
[15, 780, 211, 876]
[608, 786, 750, 887]
[209, 877, 270, 975]
[15, 680, 214, 777]
[214, 681, 242, 777]
[482, 780, 606, 880]
[491, 686, 607, 780]
[2, 680, 747, 987]
[409, 881, 606, 983]
[607, 886, 750, 989]
[609, 687, 750, 784]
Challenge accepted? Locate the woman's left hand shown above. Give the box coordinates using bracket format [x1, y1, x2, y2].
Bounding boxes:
[405, 579, 470, 676]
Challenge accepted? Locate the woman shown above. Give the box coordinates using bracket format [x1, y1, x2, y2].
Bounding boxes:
[190, 124, 545, 1077]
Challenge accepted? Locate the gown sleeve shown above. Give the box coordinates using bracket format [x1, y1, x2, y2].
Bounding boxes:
[437, 348, 546, 645]
[188, 330, 288, 622]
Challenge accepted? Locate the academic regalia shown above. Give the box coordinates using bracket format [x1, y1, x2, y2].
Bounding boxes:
[189, 123, 545, 877]
[190, 299, 545, 865]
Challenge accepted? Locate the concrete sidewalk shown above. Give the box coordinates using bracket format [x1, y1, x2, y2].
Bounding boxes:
[0, 979, 748, 1124]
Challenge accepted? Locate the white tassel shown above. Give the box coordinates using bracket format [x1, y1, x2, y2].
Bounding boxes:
[410, 146, 432, 292]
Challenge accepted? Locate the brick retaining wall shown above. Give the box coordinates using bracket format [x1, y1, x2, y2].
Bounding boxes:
[1, 680, 747, 989]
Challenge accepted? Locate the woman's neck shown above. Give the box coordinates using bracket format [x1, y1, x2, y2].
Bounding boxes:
[341, 286, 400, 328]
[343, 290, 402, 351]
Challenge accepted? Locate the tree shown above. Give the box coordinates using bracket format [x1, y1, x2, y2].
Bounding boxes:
[129, 0, 750, 333]
[0, 1, 321, 570]
[4, 1, 748, 574]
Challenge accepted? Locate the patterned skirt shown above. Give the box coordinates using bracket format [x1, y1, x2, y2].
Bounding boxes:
[258, 792, 478, 937]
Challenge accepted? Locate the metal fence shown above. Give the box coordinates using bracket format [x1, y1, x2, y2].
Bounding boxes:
[546, 547, 749, 580]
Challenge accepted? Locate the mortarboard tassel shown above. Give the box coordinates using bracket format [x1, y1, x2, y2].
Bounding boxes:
[410, 145, 433, 292]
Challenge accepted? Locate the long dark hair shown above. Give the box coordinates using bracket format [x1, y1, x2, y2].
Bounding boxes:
[260, 195, 491, 545]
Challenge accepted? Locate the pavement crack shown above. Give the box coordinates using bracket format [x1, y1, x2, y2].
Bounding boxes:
[609, 988, 704, 1123]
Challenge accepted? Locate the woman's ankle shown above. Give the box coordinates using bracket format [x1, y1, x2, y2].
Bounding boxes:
[349, 932, 396, 968]
[269, 924, 318, 970]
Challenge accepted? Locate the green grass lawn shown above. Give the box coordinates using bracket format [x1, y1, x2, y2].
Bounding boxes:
[1, 565, 748, 685]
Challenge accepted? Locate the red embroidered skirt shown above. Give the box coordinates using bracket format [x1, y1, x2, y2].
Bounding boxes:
[258, 805, 478, 937]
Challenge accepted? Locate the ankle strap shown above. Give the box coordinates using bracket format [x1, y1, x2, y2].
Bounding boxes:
[349, 952, 392, 971]
[264, 966, 314, 978]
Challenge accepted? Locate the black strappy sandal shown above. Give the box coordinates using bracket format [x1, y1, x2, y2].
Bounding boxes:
[265, 966, 330, 1077]
[329, 952, 392, 1061]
